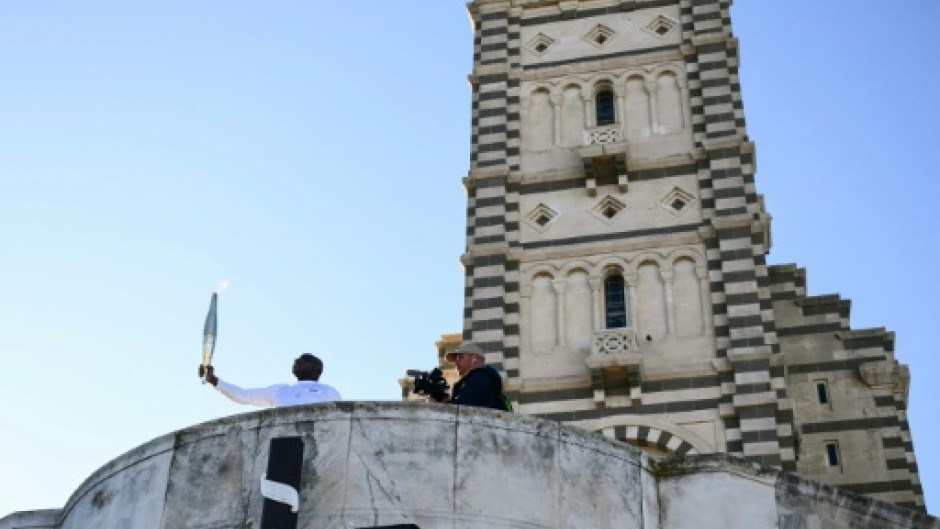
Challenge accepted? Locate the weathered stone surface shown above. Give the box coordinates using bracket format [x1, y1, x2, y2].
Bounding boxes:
[776, 472, 938, 529]
[555, 424, 643, 527]
[657, 457, 780, 529]
[57, 432, 174, 529]
[161, 422, 253, 527]
[2, 403, 936, 529]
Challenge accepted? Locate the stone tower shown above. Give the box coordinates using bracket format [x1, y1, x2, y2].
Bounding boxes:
[451, 0, 925, 510]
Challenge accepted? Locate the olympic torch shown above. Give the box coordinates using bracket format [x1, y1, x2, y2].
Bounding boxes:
[201, 291, 218, 384]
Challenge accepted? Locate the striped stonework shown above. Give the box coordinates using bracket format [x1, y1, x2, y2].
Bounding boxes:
[763, 263, 922, 507]
[465, 2, 524, 391]
[680, 0, 793, 472]
[450, 0, 925, 511]
[601, 424, 700, 457]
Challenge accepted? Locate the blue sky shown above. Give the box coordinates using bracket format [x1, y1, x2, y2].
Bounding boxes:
[1, 1, 937, 518]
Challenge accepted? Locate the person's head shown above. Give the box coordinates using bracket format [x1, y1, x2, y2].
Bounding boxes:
[293, 353, 323, 381]
[445, 341, 486, 377]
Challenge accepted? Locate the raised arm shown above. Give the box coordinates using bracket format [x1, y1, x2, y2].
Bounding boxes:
[199, 364, 280, 408]
[215, 379, 281, 408]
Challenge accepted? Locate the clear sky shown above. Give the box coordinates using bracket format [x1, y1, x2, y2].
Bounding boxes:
[1, 1, 937, 519]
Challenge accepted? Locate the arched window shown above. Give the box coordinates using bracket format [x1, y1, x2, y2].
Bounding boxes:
[604, 274, 627, 328]
[595, 89, 615, 126]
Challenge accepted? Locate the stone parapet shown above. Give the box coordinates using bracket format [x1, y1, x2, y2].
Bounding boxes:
[2, 403, 936, 529]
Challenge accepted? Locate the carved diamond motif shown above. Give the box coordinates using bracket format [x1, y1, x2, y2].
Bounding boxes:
[660, 187, 695, 216]
[591, 195, 627, 224]
[584, 25, 615, 48]
[526, 33, 556, 55]
[646, 15, 678, 38]
[525, 203, 558, 232]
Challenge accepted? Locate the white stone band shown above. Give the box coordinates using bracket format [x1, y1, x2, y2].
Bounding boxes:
[260, 474, 299, 513]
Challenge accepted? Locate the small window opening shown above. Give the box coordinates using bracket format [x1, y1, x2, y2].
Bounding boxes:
[535, 214, 550, 226]
[603, 206, 617, 218]
[815, 381, 829, 405]
[604, 274, 627, 328]
[535, 42, 548, 53]
[825, 442, 840, 467]
[594, 34, 608, 44]
[671, 198, 686, 211]
[595, 90, 615, 126]
[655, 25, 670, 36]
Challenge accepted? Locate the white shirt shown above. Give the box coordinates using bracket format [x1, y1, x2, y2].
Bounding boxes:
[215, 379, 342, 408]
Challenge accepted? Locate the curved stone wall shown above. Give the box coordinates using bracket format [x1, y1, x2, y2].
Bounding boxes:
[1, 402, 936, 529]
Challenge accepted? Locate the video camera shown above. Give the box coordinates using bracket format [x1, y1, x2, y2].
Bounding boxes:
[406, 368, 450, 402]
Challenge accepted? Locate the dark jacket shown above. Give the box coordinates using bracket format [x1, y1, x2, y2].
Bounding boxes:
[450, 365, 504, 411]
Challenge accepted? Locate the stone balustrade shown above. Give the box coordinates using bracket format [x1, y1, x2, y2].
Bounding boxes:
[584, 125, 623, 145]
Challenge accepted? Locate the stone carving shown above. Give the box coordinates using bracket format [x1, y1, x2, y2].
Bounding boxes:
[585, 126, 622, 145]
[592, 328, 638, 355]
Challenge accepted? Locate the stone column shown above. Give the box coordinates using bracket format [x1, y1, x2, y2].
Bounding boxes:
[550, 93, 562, 147]
[678, 76, 692, 131]
[696, 265, 711, 335]
[625, 273, 639, 332]
[614, 84, 627, 135]
[661, 269, 676, 336]
[519, 285, 532, 356]
[589, 277, 604, 331]
[583, 90, 594, 128]
[646, 79, 659, 135]
[552, 279, 567, 346]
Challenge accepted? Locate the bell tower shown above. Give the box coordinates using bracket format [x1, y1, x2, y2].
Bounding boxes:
[457, 0, 925, 510]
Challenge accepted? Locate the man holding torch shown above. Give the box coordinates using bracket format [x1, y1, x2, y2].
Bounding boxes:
[198, 354, 342, 408]
[198, 287, 341, 408]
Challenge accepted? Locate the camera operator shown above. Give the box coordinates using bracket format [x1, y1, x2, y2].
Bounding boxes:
[436, 341, 506, 411]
